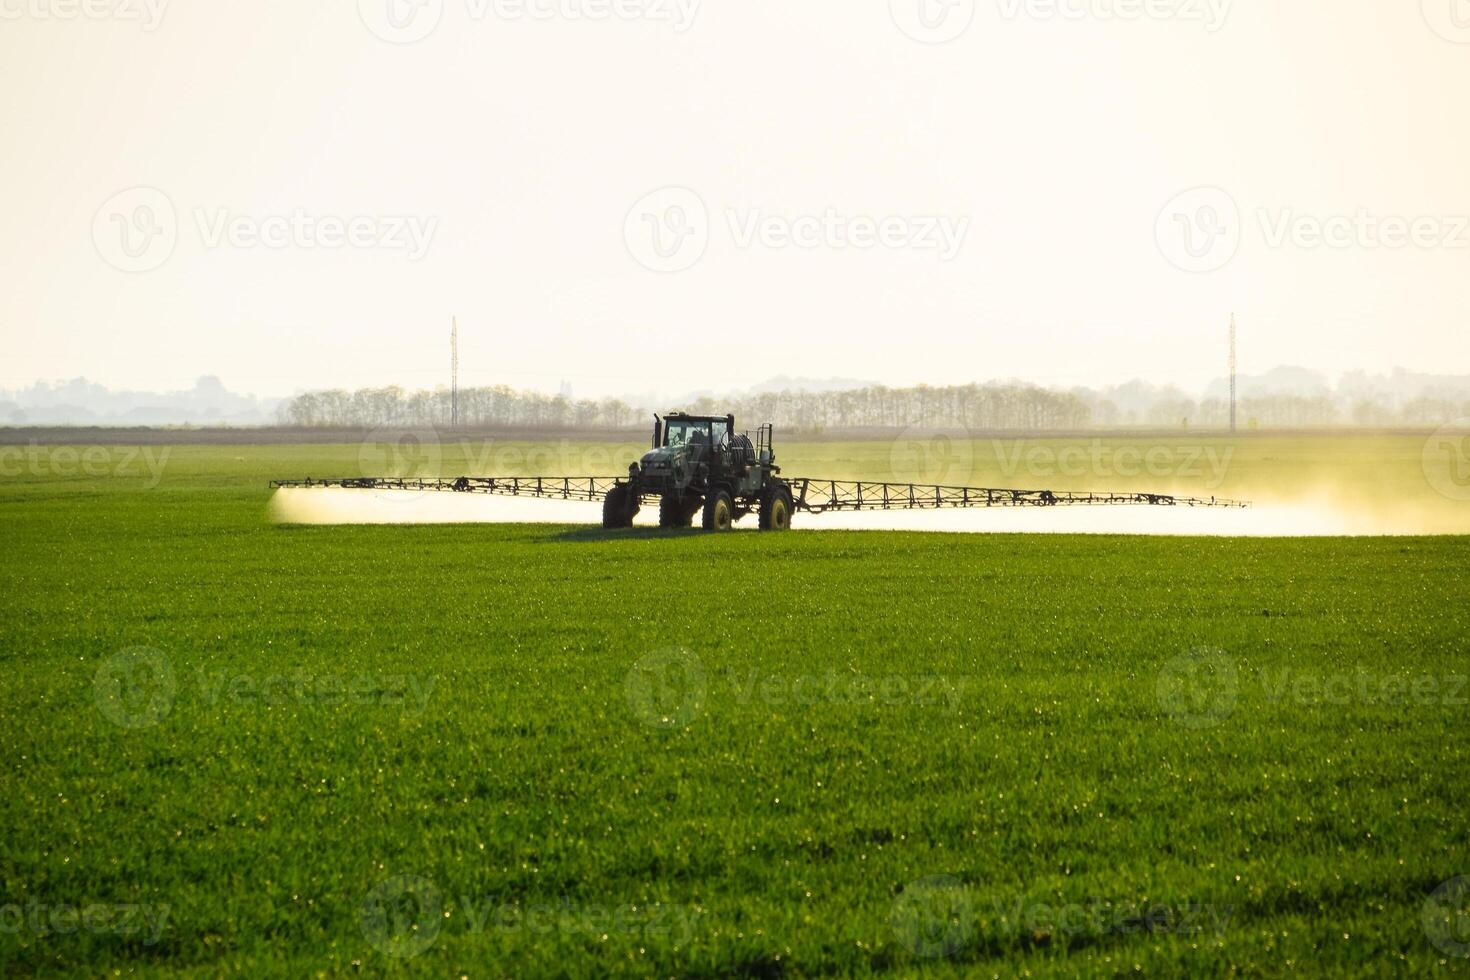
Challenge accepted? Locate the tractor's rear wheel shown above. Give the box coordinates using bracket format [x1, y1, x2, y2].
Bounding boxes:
[759, 485, 793, 531]
[602, 485, 637, 529]
[659, 495, 696, 529]
[702, 490, 734, 531]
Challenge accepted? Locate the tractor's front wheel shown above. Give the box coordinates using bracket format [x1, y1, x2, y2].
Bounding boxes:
[659, 495, 697, 529]
[702, 490, 734, 532]
[759, 485, 793, 531]
[602, 485, 637, 529]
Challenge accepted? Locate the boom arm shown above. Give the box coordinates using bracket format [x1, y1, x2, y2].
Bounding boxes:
[270, 476, 1250, 510]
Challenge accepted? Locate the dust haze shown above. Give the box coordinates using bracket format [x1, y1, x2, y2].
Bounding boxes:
[269, 482, 1469, 537]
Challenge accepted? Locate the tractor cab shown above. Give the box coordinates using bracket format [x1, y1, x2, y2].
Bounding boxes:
[658, 414, 731, 456]
[647, 413, 766, 474]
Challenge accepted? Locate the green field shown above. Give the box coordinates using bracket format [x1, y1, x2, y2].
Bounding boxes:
[2, 435, 1469, 976]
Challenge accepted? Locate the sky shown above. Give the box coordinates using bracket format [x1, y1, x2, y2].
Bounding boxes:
[2, 0, 1467, 401]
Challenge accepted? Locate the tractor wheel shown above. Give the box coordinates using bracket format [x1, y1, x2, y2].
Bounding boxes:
[602, 485, 636, 529]
[702, 490, 735, 531]
[759, 485, 793, 531]
[659, 495, 695, 529]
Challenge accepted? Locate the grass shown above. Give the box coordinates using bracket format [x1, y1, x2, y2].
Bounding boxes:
[1, 435, 1468, 976]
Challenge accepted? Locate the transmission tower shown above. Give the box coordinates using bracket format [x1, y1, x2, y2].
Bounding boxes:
[1229, 313, 1237, 434]
[451, 316, 460, 429]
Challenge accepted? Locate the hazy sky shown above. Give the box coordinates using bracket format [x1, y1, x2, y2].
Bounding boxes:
[3, 0, 1467, 400]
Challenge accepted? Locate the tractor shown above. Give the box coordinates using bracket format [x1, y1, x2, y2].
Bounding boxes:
[601, 413, 795, 531]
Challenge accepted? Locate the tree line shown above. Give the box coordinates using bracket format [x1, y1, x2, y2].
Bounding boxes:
[278, 383, 1470, 431]
[278, 383, 1094, 431]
